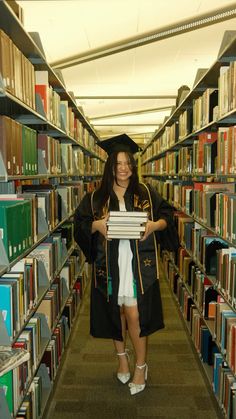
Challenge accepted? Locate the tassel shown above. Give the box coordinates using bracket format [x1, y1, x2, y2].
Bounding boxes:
[133, 277, 137, 298]
[108, 275, 112, 296]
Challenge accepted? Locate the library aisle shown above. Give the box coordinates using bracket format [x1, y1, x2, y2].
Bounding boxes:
[44, 267, 222, 419]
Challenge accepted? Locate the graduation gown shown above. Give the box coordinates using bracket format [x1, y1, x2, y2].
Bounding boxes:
[74, 183, 173, 341]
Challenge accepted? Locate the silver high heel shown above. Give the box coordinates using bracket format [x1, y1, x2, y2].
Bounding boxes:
[129, 363, 148, 395]
[117, 350, 130, 384]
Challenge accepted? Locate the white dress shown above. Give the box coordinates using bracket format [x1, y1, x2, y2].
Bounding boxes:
[117, 202, 137, 307]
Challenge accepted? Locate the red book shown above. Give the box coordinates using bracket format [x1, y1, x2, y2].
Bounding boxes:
[198, 132, 217, 173]
[37, 134, 50, 173]
[230, 324, 236, 373]
[35, 84, 48, 116]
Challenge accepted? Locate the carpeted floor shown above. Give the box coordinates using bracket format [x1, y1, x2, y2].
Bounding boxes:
[44, 268, 223, 419]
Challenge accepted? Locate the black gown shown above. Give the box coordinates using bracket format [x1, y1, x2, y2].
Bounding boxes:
[74, 183, 173, 341]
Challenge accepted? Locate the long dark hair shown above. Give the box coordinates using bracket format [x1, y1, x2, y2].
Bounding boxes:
[97, 151, 140, 207]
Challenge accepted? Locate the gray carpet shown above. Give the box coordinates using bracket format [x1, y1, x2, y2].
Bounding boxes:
[44, 268, 223, 419]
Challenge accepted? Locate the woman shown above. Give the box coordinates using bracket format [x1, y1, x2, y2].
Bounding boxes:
[74, 134, 173, 395]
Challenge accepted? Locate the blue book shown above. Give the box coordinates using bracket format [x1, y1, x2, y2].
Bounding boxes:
[0, 277, 20, 332]
[60, 102, 68, 132]
[0, 284, 13, 340]
[213, 353, 223, 394]
[220, 311, 236, 352]
[184, 221, 194, 250]
[200, 326, 212, 363]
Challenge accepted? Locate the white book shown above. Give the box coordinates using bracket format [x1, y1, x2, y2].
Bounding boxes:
[108, 225, 145, 232]
[107, 233, 141, 239]
[108, 217, 147, 224]
[109, 211, 148, 218]
[35, 70, 48, 85]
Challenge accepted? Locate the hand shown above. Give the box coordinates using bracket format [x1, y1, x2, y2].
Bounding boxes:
[140, 220, 158, 241]
[92, 215, 109, 238]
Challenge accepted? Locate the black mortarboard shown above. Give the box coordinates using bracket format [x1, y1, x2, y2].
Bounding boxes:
[98, 134, 141, 155]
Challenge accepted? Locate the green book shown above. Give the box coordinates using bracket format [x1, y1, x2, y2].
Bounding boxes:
[0, 200, 32, 261]
[232, 197, 236, 244]
[0, 202, 19, 261]
[0, 370, 13, 414]
[32, 129, 38, 174]
[22, 125, 28, 175]
[0, 205, 11, 261]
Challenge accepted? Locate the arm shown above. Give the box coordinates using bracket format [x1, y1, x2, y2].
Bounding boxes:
[91, 216, 108, 236]
[147, 185, 179, 251]
[74, 193, 109, 262]
[74, 193, 96, 263]
[140, 184, 173, 241]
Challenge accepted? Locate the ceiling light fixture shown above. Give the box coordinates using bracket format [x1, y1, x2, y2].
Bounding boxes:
[75, 95, 176, 99]
[51, 5, 236, 69]
[90, 106, 173, 121]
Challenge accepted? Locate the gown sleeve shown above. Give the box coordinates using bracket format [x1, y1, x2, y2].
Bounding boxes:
[147, 184, 174, 224]
[74, 192, 98, 263]
[147, 184, 180, 251]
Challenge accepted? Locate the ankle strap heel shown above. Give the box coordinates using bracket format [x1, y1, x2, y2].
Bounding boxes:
[117, 349, 130, 360]
[136, 363, 148, 380]
[128, 363, 148, 395]
[116, 349, 130, 384]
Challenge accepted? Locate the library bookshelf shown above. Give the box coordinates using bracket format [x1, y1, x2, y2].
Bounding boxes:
[0, 1, 104, 418]
[141, 30, 236, 419]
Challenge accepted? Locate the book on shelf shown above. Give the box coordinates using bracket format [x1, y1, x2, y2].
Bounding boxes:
[21, 184, 59, 230]
[220, 311, 236, 353]
[10, 257, 38, 315]
[41, 343, 55, 381]
[197, 132, 218, 173]
[6, 0, 24, 24]
[0, 116, 39, 177]
[0, 283, 15, 340]
[0, 29, 14, 94]
[200, 326, 212, 364]
[35, 70, 49, 118]
[0, 369, 13, 414]
[202, 236, 228, 275]
[0, 348, 30, 377]
[213, 353, 224, 395]
[0, 27, 35, 108]
[203, 140, 217, 174]
[204, 286, 218, 318]
[0, 273, 26, 334]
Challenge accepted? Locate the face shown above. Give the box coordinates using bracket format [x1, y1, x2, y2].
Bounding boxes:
[115, 152, 132, 184]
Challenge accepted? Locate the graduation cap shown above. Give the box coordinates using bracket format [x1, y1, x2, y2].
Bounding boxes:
[98, 134, 141, 155]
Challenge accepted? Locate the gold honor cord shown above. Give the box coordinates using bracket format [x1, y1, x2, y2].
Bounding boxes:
[141, 183, 159, 279]
[135, 239, 144, 295]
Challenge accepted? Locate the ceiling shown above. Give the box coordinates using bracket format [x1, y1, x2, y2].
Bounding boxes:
[18, 0, 236, 146]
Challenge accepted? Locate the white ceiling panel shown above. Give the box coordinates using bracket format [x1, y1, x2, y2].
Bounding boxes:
[62, 18, 236, 96]
[18, 0, 236, 61]
[136, 0, 236, 32]
[17, 0, 236, 141]
[97, 124, 155, 136]
[80, 98, 176, 119]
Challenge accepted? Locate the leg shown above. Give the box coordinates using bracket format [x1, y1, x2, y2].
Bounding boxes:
[113, 306, 129, 374]
[124, 304, 147, 385]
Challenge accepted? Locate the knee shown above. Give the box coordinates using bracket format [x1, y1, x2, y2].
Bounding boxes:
[120, 306, 125, 315]
[124, 307, 139, 325]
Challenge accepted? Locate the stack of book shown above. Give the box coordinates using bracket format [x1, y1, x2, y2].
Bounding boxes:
[107, 211, 148, 239]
